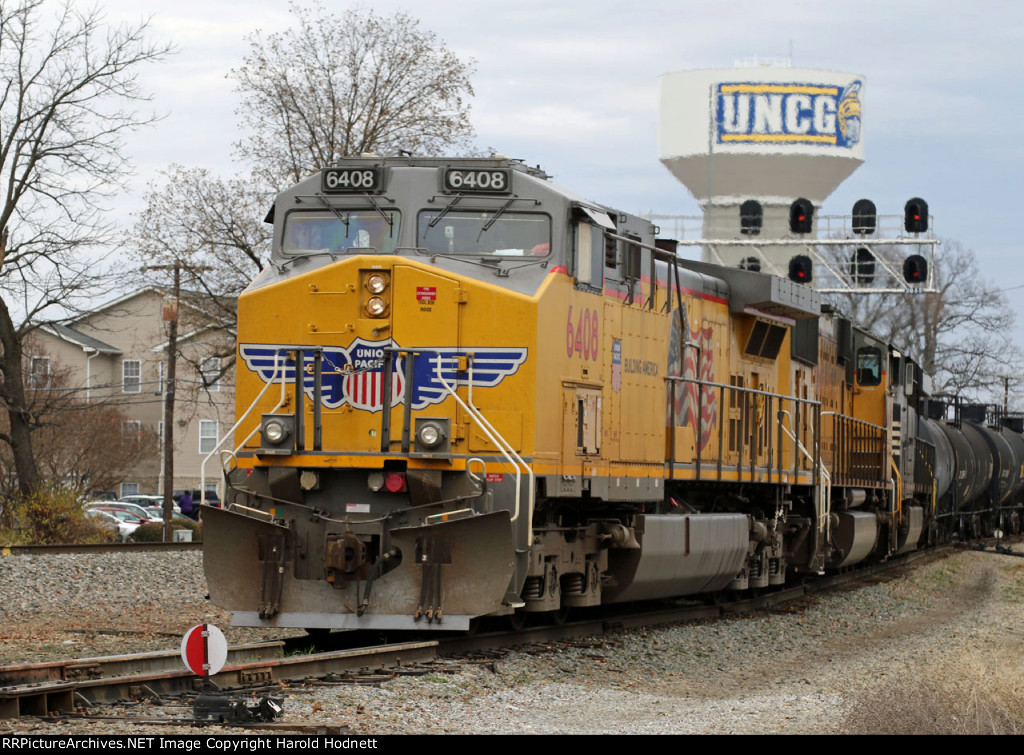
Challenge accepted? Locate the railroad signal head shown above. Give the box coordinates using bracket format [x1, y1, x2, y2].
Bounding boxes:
[789, 254, 813, 283]
[852, 199, 876, 236]
[904, 198, 928, 233]
[738, 256, 761, 272]
[903, 254, 928, 284]
[739, 199, 763, 236]
[850, 247, 876, 285]
[789, 198, 814, 234]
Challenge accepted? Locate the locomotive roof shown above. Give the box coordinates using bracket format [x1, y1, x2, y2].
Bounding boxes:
[677, 258, 820, 320]
[301, 156, 640, 226]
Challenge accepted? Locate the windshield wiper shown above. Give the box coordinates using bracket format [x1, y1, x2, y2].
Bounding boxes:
[479, 195, 517, 236]
[427, 194, 463, 229]
[362, 192, 395, 236]
[315, 193, 351, 238]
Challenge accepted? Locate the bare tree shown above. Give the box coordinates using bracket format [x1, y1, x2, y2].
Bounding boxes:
[0, 1, 171, 497]
[827, 241, 1024, 405]
[230, 2, 476, 187]
[130, 4, 477, 370]
[132, 165, 269, 371]
[0, 366, 157, 507]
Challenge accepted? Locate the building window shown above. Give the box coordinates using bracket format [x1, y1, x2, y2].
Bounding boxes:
[201, 357, 221, 392]
[199, 420, 218, 454]
[157, 420, 164, 453]
[122, 420, 143, 443]
[122, 360, 141, 393]
[29, 356, 50, 389]
[119, 482, 139, 498]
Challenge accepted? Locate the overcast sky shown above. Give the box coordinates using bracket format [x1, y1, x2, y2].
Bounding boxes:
[102, 0, 1024, 322]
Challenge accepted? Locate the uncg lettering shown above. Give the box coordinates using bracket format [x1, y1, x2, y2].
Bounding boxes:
[716, 85, 843, 144]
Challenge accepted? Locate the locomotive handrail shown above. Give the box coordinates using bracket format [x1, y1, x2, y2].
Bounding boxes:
[666, 374, 822, 487]
[378, 345, 531, 523]
[779, 407, 832, 549]
[820, 411, 888, 488]
[431, 356, 534, 526]
[202, 349, 289, 505]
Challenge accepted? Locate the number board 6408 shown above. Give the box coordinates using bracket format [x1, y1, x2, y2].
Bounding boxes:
[322, 167, 383, 193]
[443, 168, 510, 193]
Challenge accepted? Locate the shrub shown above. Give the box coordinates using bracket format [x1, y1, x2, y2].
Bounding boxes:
[0, 484, 115, 545]
[132, 518, 202, 543]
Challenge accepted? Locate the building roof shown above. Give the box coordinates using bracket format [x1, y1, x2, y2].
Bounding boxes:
[41, 324, 122, 354]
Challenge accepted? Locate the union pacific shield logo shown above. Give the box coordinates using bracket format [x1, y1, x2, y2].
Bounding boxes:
[239, 339, 528, 412]
[715, 79, 862, 148]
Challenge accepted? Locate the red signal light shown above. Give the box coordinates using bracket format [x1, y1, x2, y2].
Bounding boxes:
[788, 255, 813, 283]
[904, 198, 928, 233]
[903, 254, 928, 283]
[789, 198, 814, 234]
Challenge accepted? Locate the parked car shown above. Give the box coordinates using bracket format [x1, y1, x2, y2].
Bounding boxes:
[173, 489, 221, 508]
[139, 504, 185, 522]
[85, 509, 139, 542]
[86, 501, 157, 523]
[118, 494, 165, 507]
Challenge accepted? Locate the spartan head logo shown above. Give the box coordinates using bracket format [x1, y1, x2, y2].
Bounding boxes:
[838, 79, 863, 147]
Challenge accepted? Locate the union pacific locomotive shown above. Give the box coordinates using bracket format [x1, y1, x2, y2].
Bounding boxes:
[203, 156, 1024, 631]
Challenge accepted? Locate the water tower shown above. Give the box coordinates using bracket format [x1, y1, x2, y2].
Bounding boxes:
[659, 65, 865, 269]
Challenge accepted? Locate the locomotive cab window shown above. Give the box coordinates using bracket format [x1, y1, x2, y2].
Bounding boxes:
[856, 347, 883, 386]
[282, 209, 400, 255]
[417, 210, 550, 257]
[575, 222, 604, 290]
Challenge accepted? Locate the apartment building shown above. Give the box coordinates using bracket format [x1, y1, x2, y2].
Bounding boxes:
[25, 287, 234, 499]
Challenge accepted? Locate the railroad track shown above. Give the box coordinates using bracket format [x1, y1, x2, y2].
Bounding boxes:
[3, 539, 1016, 724]
[1, 542, 201, 556]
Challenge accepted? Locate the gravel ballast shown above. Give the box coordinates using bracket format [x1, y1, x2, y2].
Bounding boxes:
[1, 546, 1023, 735]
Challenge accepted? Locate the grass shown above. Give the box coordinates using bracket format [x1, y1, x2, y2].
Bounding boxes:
[1001, 563, 1024, 601]
[843, 657, 1024, 734]
[927, 563, 959, 586]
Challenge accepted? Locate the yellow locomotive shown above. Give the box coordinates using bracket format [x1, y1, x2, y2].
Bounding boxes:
[203, 157, 1005, 631]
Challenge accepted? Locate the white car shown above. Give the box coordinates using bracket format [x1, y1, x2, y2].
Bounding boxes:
[86, 501, 158, 523]
[85, 508, 139, 542]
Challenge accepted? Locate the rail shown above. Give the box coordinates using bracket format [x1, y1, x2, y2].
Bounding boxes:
[665, 375, 822, 484]
[377, 347, 533, 524]
[429, 353, 534, 525]
[779, 408, 832, 550]
[203, 350, 289, 504]
[820, 412, 888, 487]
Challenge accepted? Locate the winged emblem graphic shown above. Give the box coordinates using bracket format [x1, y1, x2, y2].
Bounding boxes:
[239, 339, 528, 413]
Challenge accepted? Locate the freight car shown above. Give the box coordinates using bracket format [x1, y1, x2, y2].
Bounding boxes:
[202, 156, 1023, 631]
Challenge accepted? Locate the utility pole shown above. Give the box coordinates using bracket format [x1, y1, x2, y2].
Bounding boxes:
[146, 261, 211, 541]
[156, 263, 181, 543]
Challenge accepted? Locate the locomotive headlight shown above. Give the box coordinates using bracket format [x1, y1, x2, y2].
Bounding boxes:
[264, 420, 288, 444]
[366, 296, 386, 316]
[417, 422, 443, 448]
[260, 414, 294, 453]
[366, 273, 388, 294]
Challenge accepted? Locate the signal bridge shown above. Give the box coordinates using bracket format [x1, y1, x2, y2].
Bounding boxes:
[647, 199, 938, 295]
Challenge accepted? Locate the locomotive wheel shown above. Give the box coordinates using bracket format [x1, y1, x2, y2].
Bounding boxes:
[508, 610, 528, 631]
[548, 607, 570, 625]
[705, 591, 727, 606]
